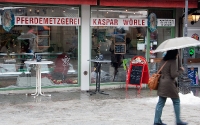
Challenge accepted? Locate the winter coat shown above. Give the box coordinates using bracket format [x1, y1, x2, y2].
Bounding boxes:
[157, 59, 183, 98]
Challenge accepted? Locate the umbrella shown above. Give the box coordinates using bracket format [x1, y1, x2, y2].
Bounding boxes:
[153, 37, 200, 53]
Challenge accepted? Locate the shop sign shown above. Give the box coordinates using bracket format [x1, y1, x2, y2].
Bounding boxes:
[157, 19, 175, 27]
[15, 16, 81, 26]
[189, 48, 195, 56]
[0, 16, 81, 26]
[91, 18, 147, 26]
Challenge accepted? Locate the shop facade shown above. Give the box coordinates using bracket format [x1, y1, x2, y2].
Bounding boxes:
[186, 10, 200, 86]
[0, 0, 198, 92]
[0, 4, 83, 90]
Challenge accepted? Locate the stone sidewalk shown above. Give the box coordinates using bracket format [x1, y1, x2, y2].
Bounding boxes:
[0, 88, 199, 125]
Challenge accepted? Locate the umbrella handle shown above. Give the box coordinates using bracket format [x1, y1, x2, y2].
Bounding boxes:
[178, 49, 182, 68]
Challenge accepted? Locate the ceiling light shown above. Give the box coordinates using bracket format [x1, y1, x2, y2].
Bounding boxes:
[192, 13, 200, 22]
[0, 7, 26, 10]
[191, 12, 200, 25]
[119, 15, 127, 18]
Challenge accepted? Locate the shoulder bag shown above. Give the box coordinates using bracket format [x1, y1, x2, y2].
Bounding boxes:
[148, 61, 167, 90]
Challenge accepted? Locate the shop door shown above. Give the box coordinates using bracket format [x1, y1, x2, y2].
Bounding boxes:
[149, 27, 173, 74]
[156, 28, 172, 58]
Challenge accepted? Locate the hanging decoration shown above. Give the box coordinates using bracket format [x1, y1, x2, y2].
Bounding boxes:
[148, 13, 157, 33]
[2, 9, 15, 32]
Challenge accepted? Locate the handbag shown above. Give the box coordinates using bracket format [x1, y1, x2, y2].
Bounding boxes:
[148, 61, 167, 90]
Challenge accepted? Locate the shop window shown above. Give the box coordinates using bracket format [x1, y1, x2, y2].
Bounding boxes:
[0, 6, 79, 88]
[91, 7, 147, 83]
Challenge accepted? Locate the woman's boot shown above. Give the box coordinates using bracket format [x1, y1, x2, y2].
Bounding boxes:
[172, 98, 188, 125]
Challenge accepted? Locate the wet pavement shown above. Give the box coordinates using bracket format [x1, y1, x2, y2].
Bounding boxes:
[0, 88, 157, 104]
[0, 88, 200, 125]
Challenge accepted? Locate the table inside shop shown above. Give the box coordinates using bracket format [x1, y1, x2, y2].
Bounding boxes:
[24, 60, 53, 97]
[87, 59, 111, 95]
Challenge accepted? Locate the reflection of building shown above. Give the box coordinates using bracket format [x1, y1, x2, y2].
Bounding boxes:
[0, 1, 198, 92]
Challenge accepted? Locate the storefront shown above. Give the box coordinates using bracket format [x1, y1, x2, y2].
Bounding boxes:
[89, 7, 178, 86]
[0, 0, 198, 92]
[186, 13, 200, 86]
[0, 5, 82, 89]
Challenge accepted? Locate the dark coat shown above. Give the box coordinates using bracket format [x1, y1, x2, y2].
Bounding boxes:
[157, 59, 183, 98]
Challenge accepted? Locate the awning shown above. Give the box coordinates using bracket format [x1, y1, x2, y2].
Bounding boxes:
[0, 0, 97, 5]
[100, 0, 198, 8]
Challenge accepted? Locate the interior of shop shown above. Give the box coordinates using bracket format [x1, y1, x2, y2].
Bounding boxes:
[90, 7, 148, 83]
[90, 7, 175, 83]
[0, 6, 79, 88]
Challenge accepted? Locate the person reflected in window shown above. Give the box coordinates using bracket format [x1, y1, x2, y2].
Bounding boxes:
[109, 40, 123, 81]
[153, 49, 188, 125]
[126, 33, 131, 53]
[27, 26, 48, 52]
[20, 40, 30, 70]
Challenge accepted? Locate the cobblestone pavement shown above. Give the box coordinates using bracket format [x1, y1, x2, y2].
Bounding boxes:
[0, 88, 200, 125]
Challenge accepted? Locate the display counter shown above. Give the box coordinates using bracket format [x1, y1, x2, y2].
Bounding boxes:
[0, 52, 63, 61]
[34, 52, 63, 60]
[0, 52, 79, 88]
[0, 52, 62, 77]
[34, 52, 62, 56]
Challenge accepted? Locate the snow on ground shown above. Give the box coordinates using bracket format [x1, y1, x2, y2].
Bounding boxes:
[0, 91, 199, 125]
[138, 91, 200, 105]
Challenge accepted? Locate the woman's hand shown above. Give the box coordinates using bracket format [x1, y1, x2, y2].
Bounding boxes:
[180, 67, 185, 71]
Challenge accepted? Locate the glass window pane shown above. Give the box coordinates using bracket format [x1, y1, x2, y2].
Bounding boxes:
[0, 5, 79, 88]
[91, 7, 147, 83]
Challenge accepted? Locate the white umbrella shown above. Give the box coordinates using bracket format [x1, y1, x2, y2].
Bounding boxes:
[154, 37, 200, 53]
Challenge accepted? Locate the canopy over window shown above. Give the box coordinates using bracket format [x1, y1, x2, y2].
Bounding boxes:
[0, 0, 197, 8]
[100, 0, 198, 8]
[0, 0, 97, 5]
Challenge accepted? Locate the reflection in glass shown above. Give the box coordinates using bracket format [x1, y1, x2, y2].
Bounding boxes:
[91, 7, 147, 83]
[0, 6, 79, 88]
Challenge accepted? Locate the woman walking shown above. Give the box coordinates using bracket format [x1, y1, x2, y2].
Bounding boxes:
[154, 49, 188, 125]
